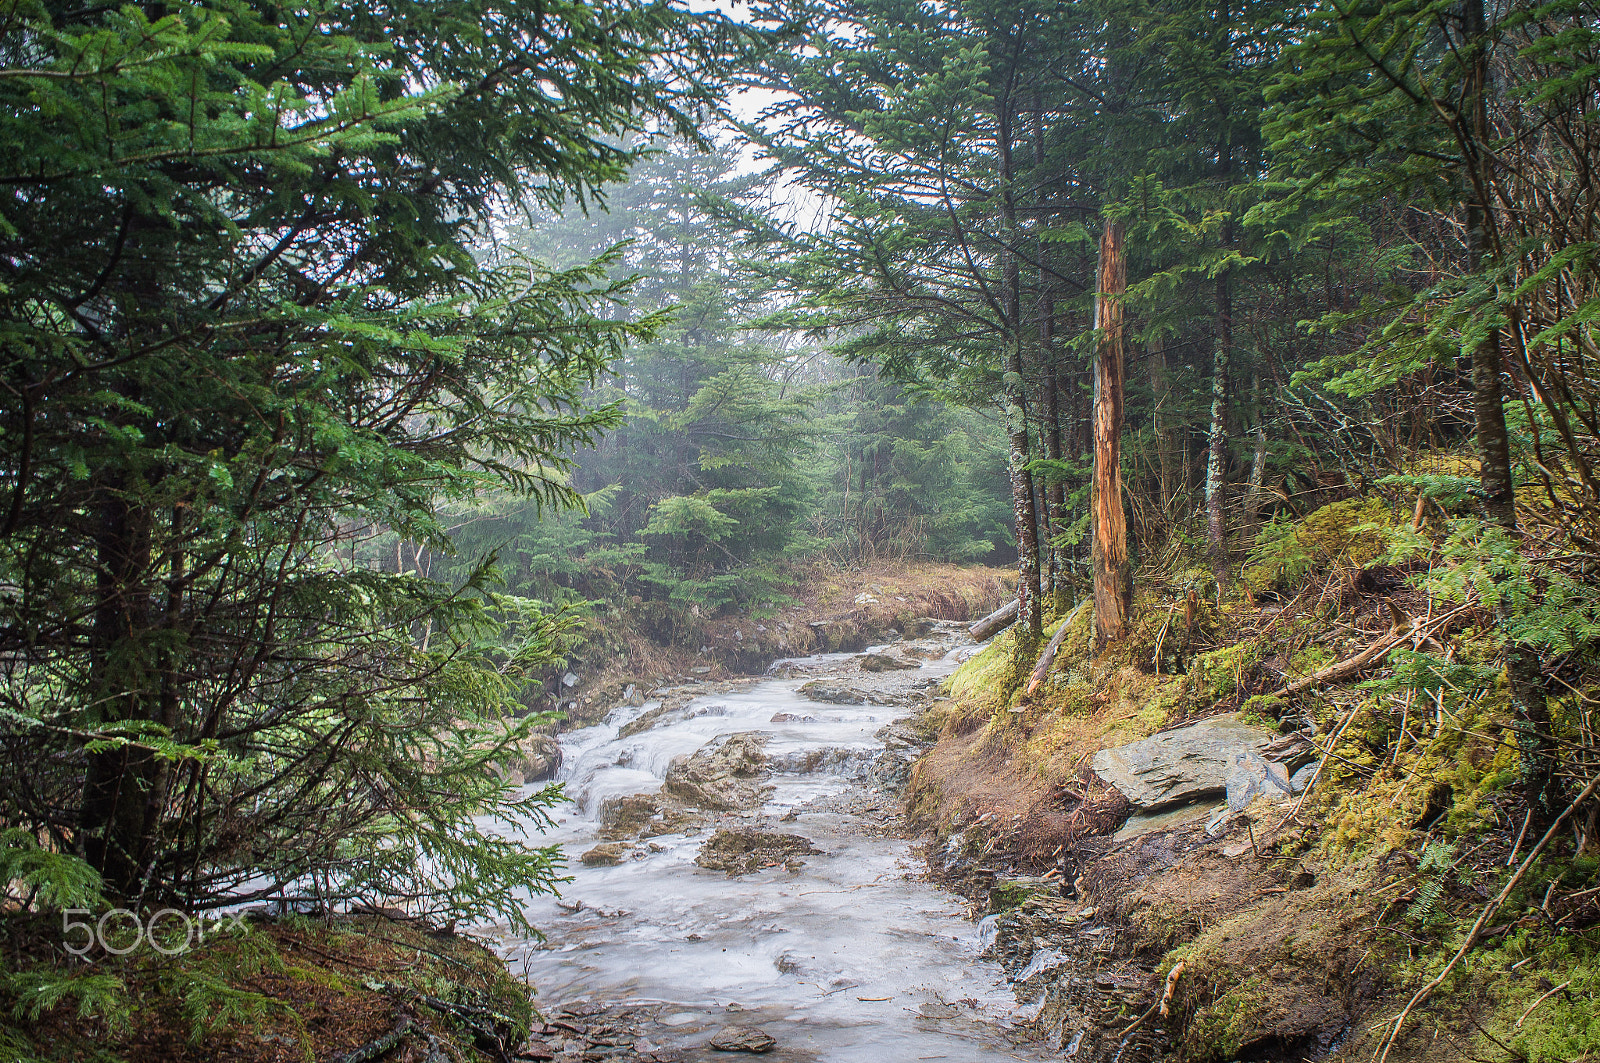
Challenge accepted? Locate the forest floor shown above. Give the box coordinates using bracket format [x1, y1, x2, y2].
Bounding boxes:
[0, 909, 536, 1063]
[906, 500, 1600, 1062]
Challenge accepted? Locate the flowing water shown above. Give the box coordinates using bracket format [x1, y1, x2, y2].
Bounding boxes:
[491, 633, 1045, 1061]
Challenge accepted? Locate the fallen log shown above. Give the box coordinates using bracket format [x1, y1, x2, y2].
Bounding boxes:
[1277, 629, 1407, 696]
[1275, 605, 1470, 697]
[968, 598, 1019, 642]
[1026, 601, 1087, 695]
[330, 1018, 414, 1063]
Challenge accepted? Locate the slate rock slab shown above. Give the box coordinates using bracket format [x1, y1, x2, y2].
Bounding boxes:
[859, 652, 919, 672]
[708, 1026, 777, 1053]
[1091, 714, 1276, 813]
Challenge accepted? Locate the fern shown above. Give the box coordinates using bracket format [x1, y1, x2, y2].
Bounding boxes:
[1406, 841, 1457, 923]
[163, 970, 298, 1046]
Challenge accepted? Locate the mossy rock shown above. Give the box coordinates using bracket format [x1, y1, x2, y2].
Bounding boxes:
[1244, 497, 1396, 593]
[988, 878, 1050, 913]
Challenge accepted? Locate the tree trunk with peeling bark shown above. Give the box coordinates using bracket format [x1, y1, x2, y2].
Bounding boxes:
[1092, 220, 1130, 650]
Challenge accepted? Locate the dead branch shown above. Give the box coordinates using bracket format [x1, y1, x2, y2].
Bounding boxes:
[1375, 771, 1600, 1063]
[1026, 601, 1087, 695]
[1277, 606, 1469, 697]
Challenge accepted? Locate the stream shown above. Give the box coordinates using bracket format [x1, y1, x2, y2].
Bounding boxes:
[492, 625, 1047, 1062]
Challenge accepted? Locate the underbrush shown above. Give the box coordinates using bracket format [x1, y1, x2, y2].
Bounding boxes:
[543, 557, 1011, 725]
[0, 909, 532, 1063]
[917, 490, 1600, 1062]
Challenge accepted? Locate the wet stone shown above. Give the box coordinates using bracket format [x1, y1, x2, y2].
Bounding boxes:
[662, 733, 770, 811]
[797, 680, 867, 705]
[859, 652, 918, 672]
[694, 829, 822, 875]
[580, 842, 632, 867]
[707, 1027, 776, 1053]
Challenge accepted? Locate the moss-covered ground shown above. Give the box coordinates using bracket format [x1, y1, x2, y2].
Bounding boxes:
[0, 911, 533, 1063]
[914, 495, 1600, 1062]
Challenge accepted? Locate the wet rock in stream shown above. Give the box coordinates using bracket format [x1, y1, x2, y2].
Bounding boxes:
[795, 679, 867, 705]
[694, 828, 822, 875]
[858, 651, 919, 671]
[662, 732, 771, 811]
[706, 1026, 777, 1053]
[597, 793, 701, 842]
[580, 841, 634, 867]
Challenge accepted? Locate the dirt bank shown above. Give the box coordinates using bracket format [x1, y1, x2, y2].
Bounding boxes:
[539, 559, 1011, 729]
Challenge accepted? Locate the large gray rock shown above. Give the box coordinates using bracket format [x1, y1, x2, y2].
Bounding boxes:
[798, 680, 867, 705]
[664, 733, 771, 811]
[859, 652, 919, 672]
[1090, 714, 1276, 813]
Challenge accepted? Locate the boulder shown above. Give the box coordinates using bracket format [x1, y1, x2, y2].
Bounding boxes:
[1090, 714, 1276, 813]
[597, 793, 699, 841]
[579, 842, 632, 867]
[798, 680, 867, 705]
[696, 829, 822, 875]
[708, 1027, 777, 1053]
[663, 733, 771, 811]
[870, 719, 929, 793]
[859, 652, 918, 672]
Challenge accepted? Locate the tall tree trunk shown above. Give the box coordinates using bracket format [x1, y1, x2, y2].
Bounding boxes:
[998, 80, 1042, 642]
[1042, 300, 1067, 605]
[1034, 91, 1067, 606]
[1004, 358, 1044, 642]
[1460, 0, 1556, 822]
[1243, 379, 1269, 529]
[1092, 221, 1130, 649]
[80, 480, 164, 901]
[1206, 264, 1232, 601]
[1148, 335, 1173, 509]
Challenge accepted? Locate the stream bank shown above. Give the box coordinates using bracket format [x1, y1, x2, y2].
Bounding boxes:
[903, 503, 1600, 1063]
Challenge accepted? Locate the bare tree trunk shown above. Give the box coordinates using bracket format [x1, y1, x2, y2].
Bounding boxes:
[1205, 309, 1231, 600]
[1206, 200, 1235, 601]
[999, 83, 1042, 643]
[1005, 346, 1044, 643]
[80, 480, 163, 901]
[1044, 347, 1065, 602]
[1148, 335, 1173, 509]
[1092, 221, 1130, 649]
[1243, 379, 1269, 529]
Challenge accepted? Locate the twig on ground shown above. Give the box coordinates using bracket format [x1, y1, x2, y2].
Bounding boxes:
[1374, 772, 1600, 1063]
[1514, 980, 1570, 1030]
